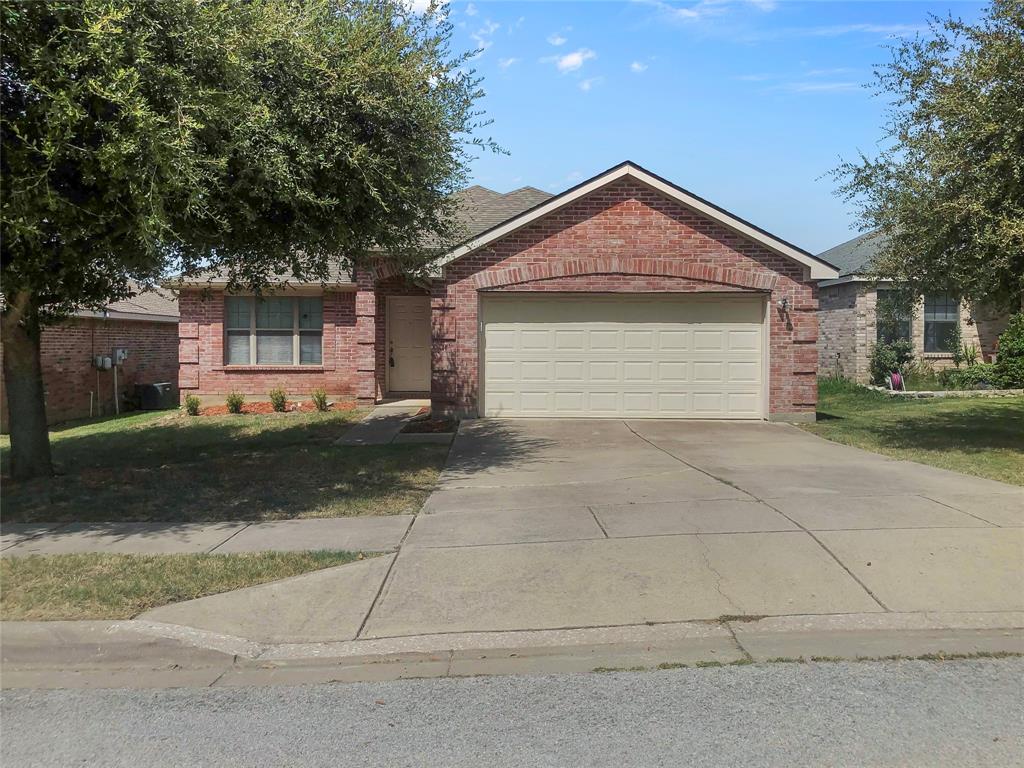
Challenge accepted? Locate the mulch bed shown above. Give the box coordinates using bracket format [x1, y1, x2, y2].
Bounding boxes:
[401, 414, 457, 434]
[199, 401, 357, 416]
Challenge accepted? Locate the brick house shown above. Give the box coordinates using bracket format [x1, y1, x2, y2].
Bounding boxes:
[176, 162, 838, 422]
[0, 286, 179, 431]
[817, 231, 1011, 382]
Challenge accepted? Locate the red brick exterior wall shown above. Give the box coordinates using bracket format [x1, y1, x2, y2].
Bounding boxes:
[178, 289, 359, 403]
[431, 178, 819, 419]
[0, 317, 179, 431]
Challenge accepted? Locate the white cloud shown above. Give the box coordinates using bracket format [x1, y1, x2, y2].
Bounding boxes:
[579, 77, 603, 92]
[547, 33, 567, 46]
[630, 61, 648, 73]
[471, 19, 500, 53]
[771, 81, 861, 94]
[554, 48, 596, 73]
[464, 2, 477, 16]
[634, 0, 777, 23]
[405, 0, 433, 13]
[565, 170, 584, 182]
[498, 57, 519, 70]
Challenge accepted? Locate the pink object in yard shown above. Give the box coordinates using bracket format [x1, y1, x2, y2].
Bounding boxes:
[890, 371, 904, 391]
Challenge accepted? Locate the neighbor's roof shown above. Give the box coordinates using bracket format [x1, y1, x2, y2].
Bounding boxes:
[817, 231, 889, 279]
[434, 161, 839, 281]
[75, 283, 179, 323]
[175, 184, 554, 287]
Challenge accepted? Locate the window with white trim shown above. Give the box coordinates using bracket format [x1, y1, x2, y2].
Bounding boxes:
[923, 292, 959, 353]
[224, 296, 323, 365]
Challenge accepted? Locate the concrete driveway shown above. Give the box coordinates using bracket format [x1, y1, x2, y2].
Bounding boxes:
[145, 419, 1023, 643]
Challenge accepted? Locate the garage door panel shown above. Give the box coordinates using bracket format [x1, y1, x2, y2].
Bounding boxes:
[728, 329, 760, 351]
[588, 361, 619, 381]
[482, 295, 763, 419]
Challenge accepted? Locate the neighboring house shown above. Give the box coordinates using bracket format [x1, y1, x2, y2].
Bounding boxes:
[176, 161, 838, 422]
[0, 286, 179, 432]
[817, 231, 1010, 382]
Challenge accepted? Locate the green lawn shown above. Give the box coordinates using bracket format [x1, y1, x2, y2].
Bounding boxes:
[0, 551, 366, 621]
[1, 410, 448, 523]
[804, 378, 1024, 486]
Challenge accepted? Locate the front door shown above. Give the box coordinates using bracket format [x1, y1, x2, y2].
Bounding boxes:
[387, 296, 431, 393]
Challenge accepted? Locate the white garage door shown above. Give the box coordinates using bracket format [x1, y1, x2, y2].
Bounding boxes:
[481, 294, 765, 419]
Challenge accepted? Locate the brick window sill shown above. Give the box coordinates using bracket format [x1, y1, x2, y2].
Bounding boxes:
[216, 365, 327, 373]
[922, 353, 954, 360]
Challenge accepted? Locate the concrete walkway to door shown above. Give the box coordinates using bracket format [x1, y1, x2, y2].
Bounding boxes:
[139, 419, 1023, 646]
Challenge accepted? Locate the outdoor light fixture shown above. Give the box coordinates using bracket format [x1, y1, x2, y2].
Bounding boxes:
[777, 297, 790, 311]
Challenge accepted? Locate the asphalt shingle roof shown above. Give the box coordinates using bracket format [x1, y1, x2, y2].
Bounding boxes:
[177, 184, 554, 286]
[817, 231, 888, 278]
[78, 283, 179, 319]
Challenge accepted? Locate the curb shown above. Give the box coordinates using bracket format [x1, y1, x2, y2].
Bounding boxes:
[2, 613, 1021, 689]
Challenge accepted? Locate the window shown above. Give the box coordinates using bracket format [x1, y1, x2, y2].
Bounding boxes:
[876, 289, 912, 344]
[224, 296, 323, 365]
[924, 292, 959, 353]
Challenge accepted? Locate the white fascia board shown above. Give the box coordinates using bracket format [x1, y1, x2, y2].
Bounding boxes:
[433, 163, 840, 281]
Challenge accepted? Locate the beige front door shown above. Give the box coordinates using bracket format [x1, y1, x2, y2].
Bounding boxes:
[387, 296, 431, 392]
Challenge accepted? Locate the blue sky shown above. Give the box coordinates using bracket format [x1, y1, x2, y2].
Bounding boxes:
[441, 0, 985, 253]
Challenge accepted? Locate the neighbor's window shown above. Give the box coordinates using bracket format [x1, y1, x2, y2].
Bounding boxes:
[876, 289, 912, 344]
[224, 296, 323, 365]
[923, 292, 959, 353]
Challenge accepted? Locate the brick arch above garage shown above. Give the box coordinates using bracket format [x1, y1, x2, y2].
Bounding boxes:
[431, 177, 820, 420]
[471, 257, 779, 292]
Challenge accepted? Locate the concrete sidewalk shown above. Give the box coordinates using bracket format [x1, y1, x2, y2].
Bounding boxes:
[0, 517, 412, 556]
[334, 400, 428, 446]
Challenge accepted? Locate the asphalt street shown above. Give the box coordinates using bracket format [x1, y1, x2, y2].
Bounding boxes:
[2, 658, 1022, 767]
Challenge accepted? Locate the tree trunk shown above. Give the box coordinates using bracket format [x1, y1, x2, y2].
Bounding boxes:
[1, 291, 53, 480]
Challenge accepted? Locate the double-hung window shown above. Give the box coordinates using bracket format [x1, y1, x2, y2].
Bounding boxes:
[923, 292, 959, 353]
[875, 289, 912, 344]
[224, 296, 323, 365]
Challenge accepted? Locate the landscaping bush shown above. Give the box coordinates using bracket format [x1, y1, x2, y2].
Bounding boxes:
[994, 313, 1024, 388]
[184, 394, 201, 416]
[869, 340, 915, 386]
[311, 388, 329, 412]
[938, 363, 999, 390]
[269, 388, 287, 412]
[226, 392, 245, 414]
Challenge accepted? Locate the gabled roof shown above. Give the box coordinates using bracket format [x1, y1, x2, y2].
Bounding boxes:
[434, 161, 839, 281]
[817, 230, 889, 279]
[74, 282, 178, 323]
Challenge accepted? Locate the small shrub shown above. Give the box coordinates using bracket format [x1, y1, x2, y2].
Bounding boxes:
[961, 344, 979, 367]
[269, 388, 287, 412]
[226, 391, 245, 414]
[869, 340, 915, 386]
[994, 313, 1024, 388]
[311, 387, 329, 412]
[948, 324, 966, 367]
[184, 394, 201, 416]
[938, 363, 998, 390]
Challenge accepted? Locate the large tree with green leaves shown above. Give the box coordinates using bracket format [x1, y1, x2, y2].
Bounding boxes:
[833, 0, 1024, 308]
[1, 0, 491, 479]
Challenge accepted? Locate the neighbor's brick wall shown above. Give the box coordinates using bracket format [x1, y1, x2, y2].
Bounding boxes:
[178, 289, 359, 403]
[0, 317, 179, 431]
[431, 178, 820, 419]
[818, 283, 871, 381]
[819, 285, 1012, 384]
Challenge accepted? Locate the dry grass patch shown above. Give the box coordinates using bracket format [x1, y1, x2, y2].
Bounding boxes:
[0, 551, 367, 621]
